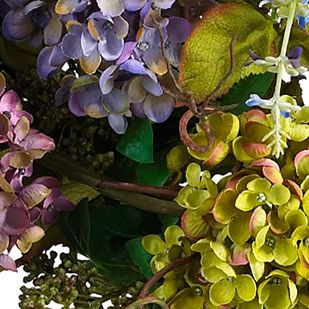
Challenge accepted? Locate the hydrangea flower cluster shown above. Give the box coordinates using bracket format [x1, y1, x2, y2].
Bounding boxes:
[0, 0, 192, 134]
[0, 74, 73, 271]
[142, 157, 309, 308]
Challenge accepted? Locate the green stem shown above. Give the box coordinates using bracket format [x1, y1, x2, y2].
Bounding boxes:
[270, 0, 297, 158]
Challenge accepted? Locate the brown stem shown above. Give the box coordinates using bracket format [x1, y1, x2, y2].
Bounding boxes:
[201, 35, 237, 113]
[39, 153, 183, 215]
[99, 180, 179, 199]
[139, 255, 195, 299]
[179, 109, 212, 153]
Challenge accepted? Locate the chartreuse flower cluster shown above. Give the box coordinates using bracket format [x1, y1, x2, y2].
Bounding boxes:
[141, 159, 309, 308]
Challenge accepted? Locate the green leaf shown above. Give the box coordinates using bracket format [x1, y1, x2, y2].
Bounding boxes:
[221, 73, 274, 115]
[57, 198, 90, 255]
[158, 214, 179, 231]
[179, 3, 277, 101]
[136, 151, 171, 186]
[117, 118, 153, 163]
[60, 182, 99, 205]
[125, 238, 153, 279]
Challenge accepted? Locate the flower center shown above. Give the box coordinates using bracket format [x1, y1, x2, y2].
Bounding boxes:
[226, 276, 235, 283]
[194, 287, 203, 296]
[137, 41, 149, 52]
[256, 192, 267, 203]
[2, 111, 11, 119]
[265, 236, 276, 248]
[270, 277, 282, 285]
[103, 21, 114, 31]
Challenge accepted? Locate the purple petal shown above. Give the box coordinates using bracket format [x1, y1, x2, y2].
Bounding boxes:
[103, 88, 129, 114]
[44, 14, 63, 45]
[116, 41, 136, 64]
[131, 102, 146, 118]
[119, 59, 148, 75]
[99, 65, 118, 95]
[98, 33, 124, 61]
[123, 0, 147, 11]
[167, 17, 192, 43]
[37, 46, 60, 79]
[81, 27, 98, 57]
[49, 45, 67, 68]
[140, 76, 163, 96]
[127, 78, 147, 103]
[23, 0, 45, 14]
[0, 90, 20, 113]
[0, 254, 17, 271]
[55, 75, 75, 106]
[19, 184, 51, 209]
[20, 132, 55, 151]
[2, 10, 35, 41]
[1, 199, 30, 235]
[108, 114, 128, 134]
[61, 25, 83, 59]
[155, 0, 176, 9]
[96, 0, 124, 17]
[113, 16, 129, 39]
[144, 93, 174, 123]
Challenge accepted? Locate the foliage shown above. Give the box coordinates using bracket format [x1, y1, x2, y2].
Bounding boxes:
[0, 0, 309, 308]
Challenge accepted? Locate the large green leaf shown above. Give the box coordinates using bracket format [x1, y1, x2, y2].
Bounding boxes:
[220, 73, 274, 115]
[179, 3, 277, 101]
[58, 197, 163, 285]
[125, 238, 153, 279]
[136, 151, 171, 186]
[117, 118, 153, 163]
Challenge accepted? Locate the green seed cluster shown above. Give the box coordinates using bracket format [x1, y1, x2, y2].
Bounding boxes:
[20, 250, 144, 309]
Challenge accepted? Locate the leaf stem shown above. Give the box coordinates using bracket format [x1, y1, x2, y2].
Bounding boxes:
[270, 0, 297, 158]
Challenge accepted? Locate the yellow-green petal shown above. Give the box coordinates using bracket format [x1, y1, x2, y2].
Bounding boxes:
[235, 191, 260, 211]
[228, 212, 251, 245]
[235, 275, 257, 302]
[248, 250, 265, 281]
[164, 225, 185, 248]
[273, 239, 298, 266]
[247, 178, 271, 193]
[186, 163, 201, 187]
[266, 184, 291, 205]
[142, 235, 167, 255]
[209, 280, 235, 306]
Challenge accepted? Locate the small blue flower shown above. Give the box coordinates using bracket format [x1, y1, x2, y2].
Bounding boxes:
[297, 0, 309, 29]
[245, 94, 273, 108]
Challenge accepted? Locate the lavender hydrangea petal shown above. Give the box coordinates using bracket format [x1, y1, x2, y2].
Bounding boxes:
[61, 25, 83, 59]
[144, 93, 174, 123]
[127, 78, 147, 103]
[103, 88, 129, 114]
[99, 65, 118, 95]
[155, 0, 176, 9]
[116, 41, 136, 64]
[37, 46, 61, 79]
[81, 27, 98, 57]
[96, 0, 124, 17]
[140, 76, 163, 96]
[2, 10, 35, 41]
[123, 0, 147, 11]
[108, 114, 128, 134]
[119, 59, 148, 75]
[98, 32, 124, 61]
[0, 254, 17, 271]
[131, 102, 146, 118]
[44, 13, 63, 45]
[80, 50, 102, 75]
[113, 16, 129, 38]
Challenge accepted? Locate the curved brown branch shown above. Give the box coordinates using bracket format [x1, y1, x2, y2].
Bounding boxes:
[179, 109, 212, 153]
[99, 180, 179, 200]
[139, 255, 195, 299]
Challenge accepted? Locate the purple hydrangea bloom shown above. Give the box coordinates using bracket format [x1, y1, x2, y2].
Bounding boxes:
[68, 79, 129, 134]
[2, 0, 62, 47]
[96, 0, 175, 17]
[126, 76, 175, 123]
